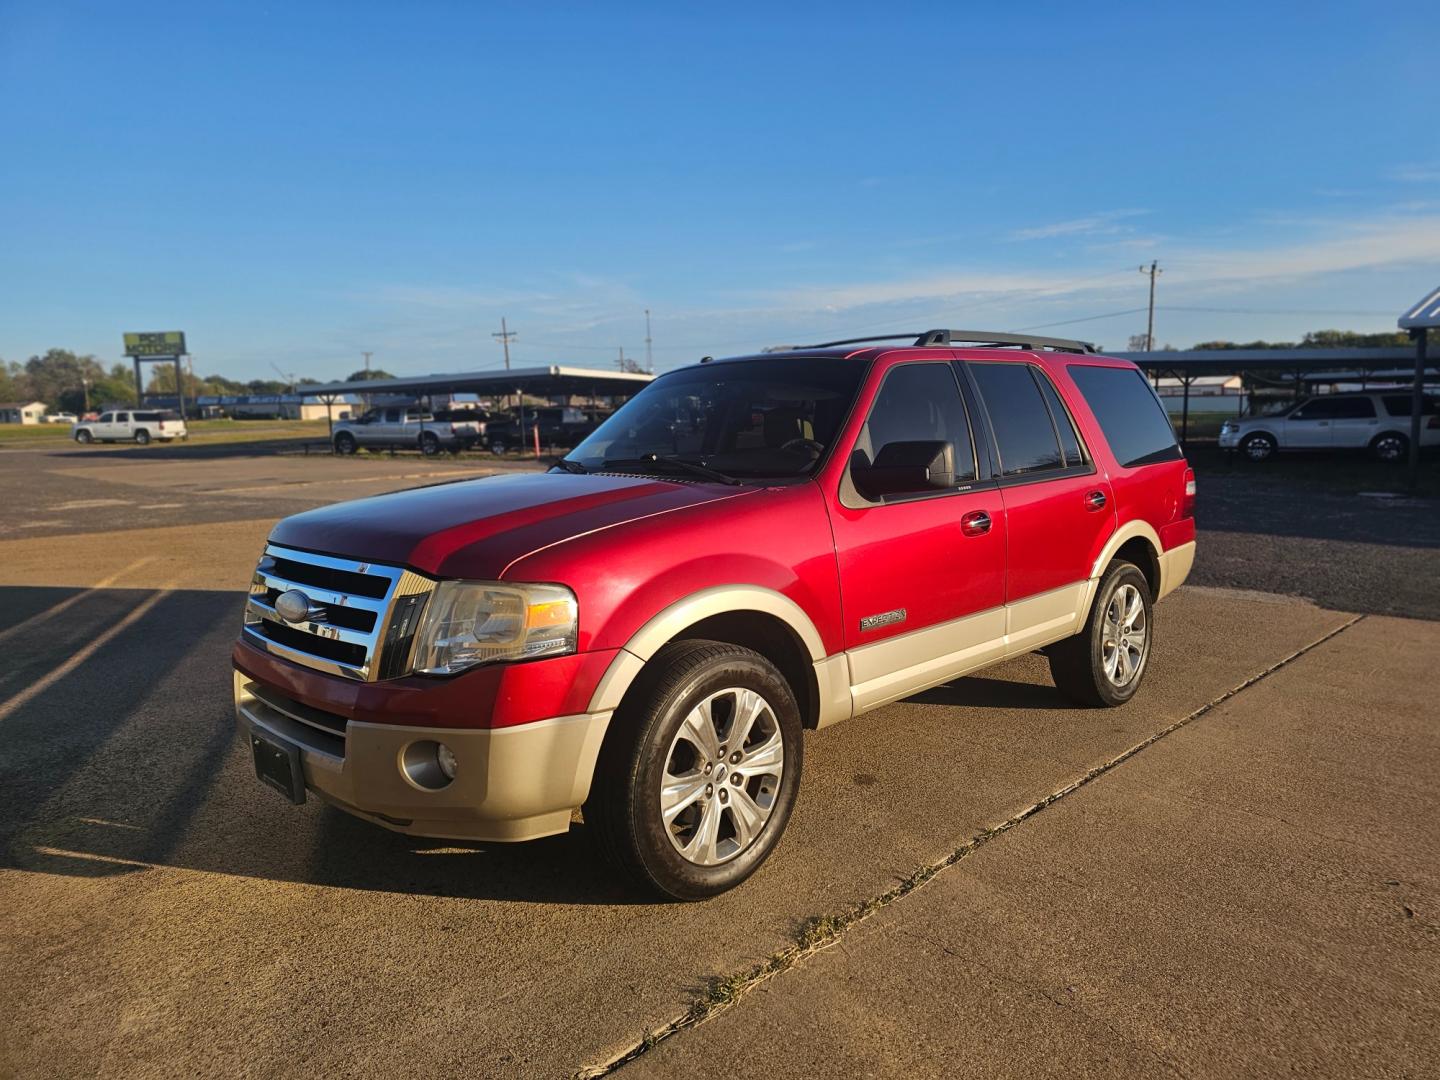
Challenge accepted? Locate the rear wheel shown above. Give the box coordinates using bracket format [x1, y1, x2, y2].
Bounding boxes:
[74, 429, 93, 444]
[1371, 431, 1408, 463]
[1241, 432, 1276, 462]
[489, 436, 508, 455]
[1048, 560, 1154, 708]
[585, 640, 803, 900]
[333, 431, 357, 455]
[133, 429, 151, 445]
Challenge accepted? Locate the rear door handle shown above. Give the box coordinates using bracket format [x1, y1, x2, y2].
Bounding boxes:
[960, 510, 992, 536]
[1084, 490, 1107, 512]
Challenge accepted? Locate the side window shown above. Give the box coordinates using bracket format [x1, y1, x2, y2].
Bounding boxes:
[852, 362, 977, 498]
[1331, 398, 1375, 419]
[968, 362, 1064, 476]
[1382, 394, 1439, 417]
[1292, 399, 1342, 420]
[116, 413, 129, 423]
[1034, 369, 1087, 467]
[1068, 365, 1183, 469]
[383, 408, 401, 423]
[99, 412, 113, 423]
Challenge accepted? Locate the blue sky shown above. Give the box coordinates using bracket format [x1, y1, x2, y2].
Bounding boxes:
[2, 1, 1437, 380]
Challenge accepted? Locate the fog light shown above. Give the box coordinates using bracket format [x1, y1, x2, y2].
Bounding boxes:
[401, 740, 456, 790]
[437, 743, 458, 780]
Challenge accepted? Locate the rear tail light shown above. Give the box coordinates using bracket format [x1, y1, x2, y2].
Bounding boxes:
[1182, 468, 1196, 518]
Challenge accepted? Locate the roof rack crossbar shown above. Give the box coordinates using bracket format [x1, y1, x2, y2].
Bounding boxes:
[797, 329, 1096, 354]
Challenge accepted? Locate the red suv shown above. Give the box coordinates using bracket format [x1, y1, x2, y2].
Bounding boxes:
[234, 330, 1196, 899]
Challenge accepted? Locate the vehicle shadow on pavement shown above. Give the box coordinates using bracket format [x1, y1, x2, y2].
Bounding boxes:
[0, 585, 644, 906]
[903, 674, 1072, 711]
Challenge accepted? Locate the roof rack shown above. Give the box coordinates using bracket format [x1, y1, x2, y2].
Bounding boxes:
[798, 329, 1097, 355]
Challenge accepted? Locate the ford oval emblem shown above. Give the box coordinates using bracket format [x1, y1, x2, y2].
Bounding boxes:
[274, 589, 312, 624]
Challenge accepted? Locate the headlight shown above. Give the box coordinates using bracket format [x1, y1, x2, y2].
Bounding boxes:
[410, 581, 577, 675]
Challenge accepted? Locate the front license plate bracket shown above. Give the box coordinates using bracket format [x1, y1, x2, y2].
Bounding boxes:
[251, 730, 307, 805]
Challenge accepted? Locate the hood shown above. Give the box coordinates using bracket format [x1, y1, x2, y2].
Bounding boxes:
[267, 471, 750, 578]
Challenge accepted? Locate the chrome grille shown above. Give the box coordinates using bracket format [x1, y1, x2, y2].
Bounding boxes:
[243, 543, 432, 680]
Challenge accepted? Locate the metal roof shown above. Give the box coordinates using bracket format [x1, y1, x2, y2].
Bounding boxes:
[1111, 346, 1419, 374]
[1399, 286, 1440, 330]
[305, 364, 654, 399]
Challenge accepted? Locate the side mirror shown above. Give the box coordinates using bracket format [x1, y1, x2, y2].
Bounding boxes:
[854, 440, 956, 500]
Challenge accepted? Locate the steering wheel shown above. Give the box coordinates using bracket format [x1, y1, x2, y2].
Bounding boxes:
[781, 437, 824, 455]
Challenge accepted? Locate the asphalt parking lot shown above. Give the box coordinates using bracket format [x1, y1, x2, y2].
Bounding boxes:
[1, 443, 1436, 1078]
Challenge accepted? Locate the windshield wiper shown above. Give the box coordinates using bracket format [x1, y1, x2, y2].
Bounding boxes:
[604, 454, 742, 486]
[551, 458, 588, 475]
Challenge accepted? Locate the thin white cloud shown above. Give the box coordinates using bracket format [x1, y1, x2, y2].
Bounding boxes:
[1390, 164, 1440, 184]
[1010, 209, 1150, 241]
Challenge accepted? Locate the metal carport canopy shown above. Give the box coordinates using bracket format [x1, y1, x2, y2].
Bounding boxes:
[1110, 346, 1428, 375]
[305, 364, 655, 399]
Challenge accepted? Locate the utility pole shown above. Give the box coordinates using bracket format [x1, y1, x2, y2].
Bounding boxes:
[617, 346, 626, 372]
[492, 317, 516, 370]
[361, 351, 373, 374]
[644, 308, 653, 373]
[1139, 261, 1163, 350]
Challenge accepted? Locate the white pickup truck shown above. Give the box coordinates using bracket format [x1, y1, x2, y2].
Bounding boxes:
[331, 406, 485, 456]
[73, 410, 189, 445]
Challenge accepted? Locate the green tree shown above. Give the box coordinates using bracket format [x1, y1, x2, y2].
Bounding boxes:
[346, 368, 395, 381]
[21, 349, 107, 409]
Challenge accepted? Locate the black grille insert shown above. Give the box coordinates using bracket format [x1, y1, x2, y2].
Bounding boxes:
[266, 554, 391, 599]
[252, 620, 368, 668]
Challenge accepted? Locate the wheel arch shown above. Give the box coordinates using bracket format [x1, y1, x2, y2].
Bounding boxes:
[586, 586, 839, 730]
[1081, 521, 1164, 621]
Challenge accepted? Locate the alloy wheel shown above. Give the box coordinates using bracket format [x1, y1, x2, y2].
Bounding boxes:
[660, 687, 784, 866]
[1102, 583, 1148, 688]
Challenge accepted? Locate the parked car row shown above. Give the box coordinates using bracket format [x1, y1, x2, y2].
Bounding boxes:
[330, 404, 609, 456]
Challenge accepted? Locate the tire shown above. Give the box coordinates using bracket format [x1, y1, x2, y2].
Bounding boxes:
[1048, 560, 1154, 708]
[74, 429, 93, 444]
[585, 640, 804, 900]
[133, 429, 151, 445]
[1371, 431, 1408, 463]
[419, 431, 441, 456]
[489, 437, 508, 456]
[334, 432, 357, 455]
[1240, 432, 1276, 462]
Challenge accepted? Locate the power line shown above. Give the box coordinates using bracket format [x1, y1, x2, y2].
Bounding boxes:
[1014, 307, 1150, 331]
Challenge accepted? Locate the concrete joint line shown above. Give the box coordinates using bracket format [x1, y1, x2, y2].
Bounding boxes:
[576, 613, 1366, 1080]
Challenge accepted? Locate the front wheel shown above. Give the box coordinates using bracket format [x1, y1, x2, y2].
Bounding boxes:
[489, 437, 508, 456]
[74, 429, 93, 444]
[1241, 432, 1276, 462]
[585, 640, 803, 900]
[333, 432, 357, 455]
[418, 431, 441, 456]
[1048, 560, 1154, 707]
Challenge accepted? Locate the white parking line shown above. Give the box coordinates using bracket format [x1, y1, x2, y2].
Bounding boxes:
[0, 585, 173, 722]
[0, 557, 158, 644]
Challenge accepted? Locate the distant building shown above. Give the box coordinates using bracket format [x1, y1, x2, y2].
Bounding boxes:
[0, 401, 47, 425]
[193, 393, 362, 420]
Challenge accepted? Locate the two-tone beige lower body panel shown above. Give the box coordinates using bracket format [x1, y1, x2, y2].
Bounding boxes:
[234, 673, 610, 842]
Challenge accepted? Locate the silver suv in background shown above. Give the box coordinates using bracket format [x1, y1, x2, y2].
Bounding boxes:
[73, 410, 188, 445]
[331, 405, 486, 456]
[1220, 392, 1439, 462]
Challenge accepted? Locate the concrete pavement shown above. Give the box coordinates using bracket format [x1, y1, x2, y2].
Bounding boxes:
[624, 613, 1440, 1079]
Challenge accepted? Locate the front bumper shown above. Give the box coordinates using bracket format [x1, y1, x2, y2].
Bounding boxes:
[1217, 428, 1241, 448]
[234, 671, 611, 842]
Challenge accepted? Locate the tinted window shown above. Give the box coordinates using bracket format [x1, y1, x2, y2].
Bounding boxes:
[1068, 365, 1182, 469]
[1293, 397, 1373, 420]
[856, 362, 976, 483]
[568, 357, 866, 479]
[1381, 395, 1439, 417]
[134, 411, 160, 421]
[383, 408, 401, 422]
[1034, 369, 1086, 467]
[969, 362, 1063, 475]
[99, 413, 113, 423]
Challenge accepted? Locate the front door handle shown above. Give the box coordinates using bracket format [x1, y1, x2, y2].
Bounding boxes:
[1084, 490, 1108, 512]
[961, 510, 992, 536]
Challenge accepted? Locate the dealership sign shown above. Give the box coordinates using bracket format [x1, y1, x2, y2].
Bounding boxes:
[123, 331, 187, 357]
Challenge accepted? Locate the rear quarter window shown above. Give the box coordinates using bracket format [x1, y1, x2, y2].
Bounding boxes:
[1068, 365, 1183, 468]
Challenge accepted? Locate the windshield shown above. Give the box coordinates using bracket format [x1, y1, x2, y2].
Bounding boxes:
[566, 357, 866, 480]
